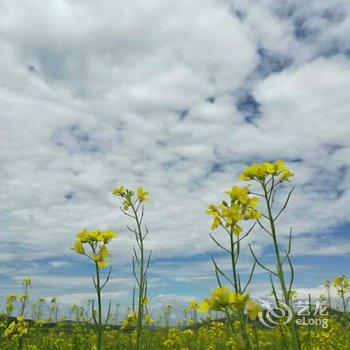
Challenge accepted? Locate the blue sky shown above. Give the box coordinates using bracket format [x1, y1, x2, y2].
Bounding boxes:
[0, 0, 349, 319]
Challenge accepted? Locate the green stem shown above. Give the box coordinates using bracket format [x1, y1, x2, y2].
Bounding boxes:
[252, 322, 260, 350]
[229, 229, 250, 349]
[131, 203, 145, 350]
[262, 181, 300, 350]
[95, 261, 103, 350]
[341, 291, 347, 314]
[238, 310, 250, 350]
[19, 338, 23, 350]
[230, 232, 239, 294]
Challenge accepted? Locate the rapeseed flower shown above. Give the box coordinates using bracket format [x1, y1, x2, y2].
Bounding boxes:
[207, 186, 261, 235]
[199, 287, 251, 314]
[112, 185, 150, 211]
[246, 300, 263, 321]
[71, 229, 117, 269]
[5, 315, 29, 340]
[240, 160, 294, 182]
[137, 186, 149, 202]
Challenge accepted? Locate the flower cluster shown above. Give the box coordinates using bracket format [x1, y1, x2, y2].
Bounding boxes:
[333, 275, 350, 295]
[163, 329, 181, 348]
[121, 311, 137, 331]
[22, 278, 32, 287]
[240, 160, 294, 182]
[71, 229, 117, 269]
[4, 316, 29, 340]
[144, 314, 155, 326]
[207, 186, 261, 234]
[199, 287, 263, 321]
[187, 300, 200, 312]
[6, 295, 18, 316]
[112, 185, 149, 211]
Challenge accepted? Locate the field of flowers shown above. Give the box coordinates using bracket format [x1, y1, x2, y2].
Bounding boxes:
[1, 161, 349, 350]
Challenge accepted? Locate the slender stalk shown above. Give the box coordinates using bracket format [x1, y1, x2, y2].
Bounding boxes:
[341, 288, 347, 314]
[131, 202, 146, 350]
[262, 181, 300, 350]
[229, 229, 251, 349]
[252, 322, 260, 350]
[230, 232, 239, 294]
[95, 260, 103, 350]
[19, 280, 31, 317]
[71, 229, 116, 350]
[325, 282, 331, 309]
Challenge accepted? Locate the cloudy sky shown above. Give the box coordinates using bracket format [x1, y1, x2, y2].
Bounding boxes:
[0, 0, 349, 319]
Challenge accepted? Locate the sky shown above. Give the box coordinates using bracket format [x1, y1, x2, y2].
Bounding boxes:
[0, 0, 349, 320]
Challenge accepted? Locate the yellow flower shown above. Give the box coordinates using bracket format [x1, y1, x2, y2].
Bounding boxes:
[93, 231, 104, 242]
[204, 287, 232, 312]
[240, 160, 294, 183]
[93, 245, 111, 269]
[102, 230, 117, 244]
[233, 224, 242, 236]
[208, 185, 260, 234]
[248, 197, 259, 209]
[188, 300, 199, 311]
[199, 287, 251, 314]
[72, 229, 116, 269]
[280, 169, 294, 182]
[77, 229, 90, 243]
[246, 209, 262, 220]
[275, 160, 286, 173]
[211, 217, 222, 230]
[144, 314, 154, 325]
[72, 241, 85, 254]
[164, 339, 175, 348]
[246, 300, 263, 320]
[99, 245, 110, 259]
[136, 186, 149, 202]
[263, 162, 276, 174]
[112, 185, 126, 197]
[207, 204, 220, 217]
[226, 186, 239, 200]
[333, 275, 350, 293]
[251, 163, 267, 180]
[198, 299, 213, 313]
[121, 311, 137, 330]
[334, 276, 344, 286]
[17, 316, 26, 322]
[4, 316, 29, 339]
[75, 229, 117, 246]
[123, 198, 131, 211]
[226, 186, 248, 202]
[95, 258, 109, 269]
[229, 292, 249, 311]
[239, 173, 250, 181]
[22, 278, 32, 286]
[127, 311, 137, 322]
